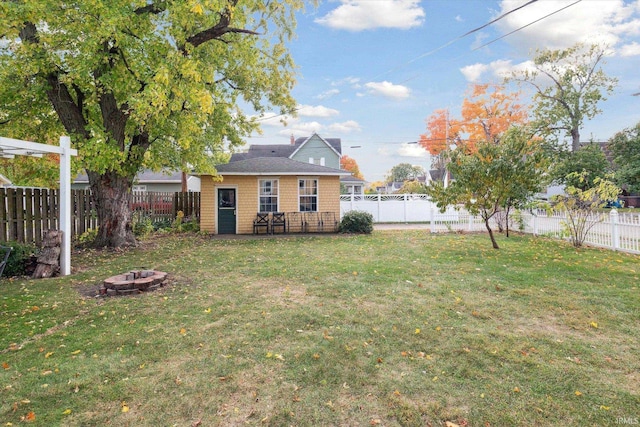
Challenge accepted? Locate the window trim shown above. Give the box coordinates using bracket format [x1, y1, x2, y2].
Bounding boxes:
[298, 177, 319, 212]
[258, 177, 279, 212]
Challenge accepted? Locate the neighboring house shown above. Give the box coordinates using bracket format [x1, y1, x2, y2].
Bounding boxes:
[199, 156, 350, 235]
[232, 133, 362, 190]
[231, 133, 342, 169]
[72, 169, 201, 193]
[341, 175, 366, 195]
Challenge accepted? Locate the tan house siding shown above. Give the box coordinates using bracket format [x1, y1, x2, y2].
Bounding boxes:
[200, 176, 217, 233]
[318, 176, 340, 212]
[201, 174, 342, 235]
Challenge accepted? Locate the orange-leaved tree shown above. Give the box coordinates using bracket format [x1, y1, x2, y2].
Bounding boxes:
[457, 83, 529, 148]
[340, 155, 364, 180]
[419, 109, 461, 170]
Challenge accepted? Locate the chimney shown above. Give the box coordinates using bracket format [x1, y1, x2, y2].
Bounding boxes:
[290, 134, 295, 145]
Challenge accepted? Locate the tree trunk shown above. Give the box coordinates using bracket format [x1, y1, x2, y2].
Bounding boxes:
[33, 230, 61, 278]
[484, 217, 500, 249]
[88, 170, 137, 248]
[571, 127, 580, 152]
[505, 205, 511, 238]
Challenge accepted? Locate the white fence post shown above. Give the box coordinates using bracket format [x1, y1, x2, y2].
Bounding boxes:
[468, 212, 473, 231]
[610, 209, 620, 251]
[430, 207, 435, 233]
[403, 194, 408, 223]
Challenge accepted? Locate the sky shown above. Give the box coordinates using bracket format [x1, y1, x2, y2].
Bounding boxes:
[242, 0, 640, 183]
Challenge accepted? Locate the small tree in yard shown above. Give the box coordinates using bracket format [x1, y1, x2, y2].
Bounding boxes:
[551, 172, 620, 248]
[427, 127, 548, 249]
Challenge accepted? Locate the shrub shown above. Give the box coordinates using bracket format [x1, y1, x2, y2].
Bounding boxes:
[339, 210, 374, 234]
[2, 241, 37, 277]
[133, 215, 154, 237]
[77, 228, 98, 246]
[154, 219, 173, 231]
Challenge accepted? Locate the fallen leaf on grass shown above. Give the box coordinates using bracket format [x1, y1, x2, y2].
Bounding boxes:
[2, 362, 9, 370]
[62, 409, 72, 415]
[121, 402, 129, 413]
[24, 412, 35, 422]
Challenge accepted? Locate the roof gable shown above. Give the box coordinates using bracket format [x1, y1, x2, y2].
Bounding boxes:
[290, 133, 341, 159]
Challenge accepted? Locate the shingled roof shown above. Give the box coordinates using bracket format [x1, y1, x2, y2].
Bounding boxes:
[229, 134, 342, 162]
[215, 157, 350, 176]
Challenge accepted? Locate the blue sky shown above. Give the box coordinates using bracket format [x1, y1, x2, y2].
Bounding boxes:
[243, 0, 640, 183]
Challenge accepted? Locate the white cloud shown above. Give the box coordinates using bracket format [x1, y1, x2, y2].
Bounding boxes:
[315, 0, 425, 31]
[315, 89, 340, 100]
[455, 15, 464, 23]
[495, 0, 640, 53]
[328, 120, 362, 133]
[397, 143, 427, 158]
[460, 59, 529, 82]
[364, 81, 411, 99]
[460, 63, 489, 83]
[277, 121, 324, 137]
[618, 41, 640, 57]
[332, 76, 361, 86]
[297, 104, 340, 118]
[255, 112, 291, 127]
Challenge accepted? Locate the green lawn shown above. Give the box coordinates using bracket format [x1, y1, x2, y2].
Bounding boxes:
[1, 231, 638, 426]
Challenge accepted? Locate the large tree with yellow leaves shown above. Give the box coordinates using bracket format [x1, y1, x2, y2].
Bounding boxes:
[0, 0, 304, 247]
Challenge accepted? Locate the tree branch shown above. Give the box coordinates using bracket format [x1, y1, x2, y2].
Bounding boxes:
[183, 1, 259, 52]
[134, 2, 167, 15]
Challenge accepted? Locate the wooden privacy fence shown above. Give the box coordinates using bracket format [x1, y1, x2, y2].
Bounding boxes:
[131, 191, 201, 224]
[0, 188, 201, 245]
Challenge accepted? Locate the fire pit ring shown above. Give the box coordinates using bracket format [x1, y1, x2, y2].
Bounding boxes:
[101, 270, 168, 296]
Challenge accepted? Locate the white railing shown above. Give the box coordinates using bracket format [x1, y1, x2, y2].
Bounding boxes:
[340, 194, 640, 254]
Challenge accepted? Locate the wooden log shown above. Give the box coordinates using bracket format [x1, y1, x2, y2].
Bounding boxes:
[32, 230, 62, 279]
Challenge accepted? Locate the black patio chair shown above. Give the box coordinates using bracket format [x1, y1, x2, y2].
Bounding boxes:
[271, 212, 286, 234]
[253, 212, 270, 234]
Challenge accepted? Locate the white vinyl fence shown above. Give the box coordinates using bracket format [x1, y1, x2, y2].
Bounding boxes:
[340, 194, 640, 255]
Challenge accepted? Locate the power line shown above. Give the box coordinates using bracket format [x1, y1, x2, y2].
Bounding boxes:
[467, 0, 582, 54]
[374, 0, 540, 80]
[399, 0, 583, 84]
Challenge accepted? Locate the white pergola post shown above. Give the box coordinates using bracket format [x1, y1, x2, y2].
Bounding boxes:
[59, 136, 73, 275]
[0, 135, 78, 276]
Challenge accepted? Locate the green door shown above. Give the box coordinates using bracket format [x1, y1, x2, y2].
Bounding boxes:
[217, 188, 236, 234]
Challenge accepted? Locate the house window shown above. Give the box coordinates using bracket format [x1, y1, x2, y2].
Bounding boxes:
[133, 185, 147, 193]
[259, 179, 279, 212]
[298, 178, 318, 212]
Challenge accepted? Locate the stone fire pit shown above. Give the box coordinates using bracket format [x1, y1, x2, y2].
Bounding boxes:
[101, 270, 168, 296]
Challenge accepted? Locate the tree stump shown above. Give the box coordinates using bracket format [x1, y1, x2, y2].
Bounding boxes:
[33, 230, 62, 279]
